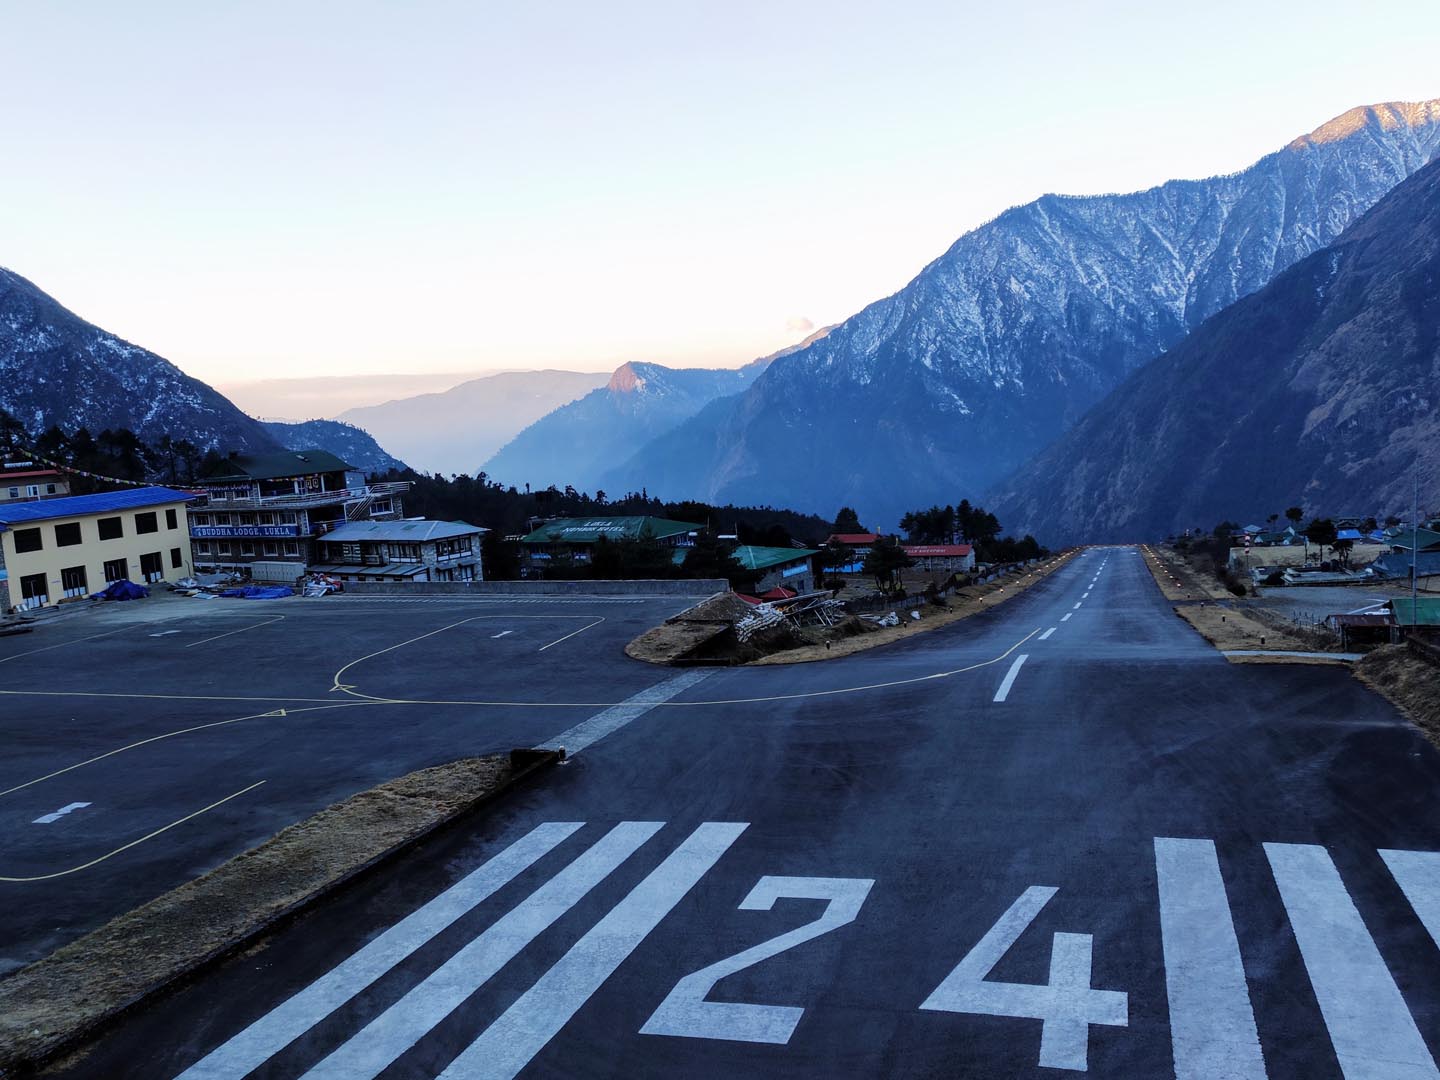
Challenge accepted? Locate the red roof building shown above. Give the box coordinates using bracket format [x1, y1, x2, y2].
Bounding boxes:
[825, 532, 879, 548]
[902, 543, 975, 572]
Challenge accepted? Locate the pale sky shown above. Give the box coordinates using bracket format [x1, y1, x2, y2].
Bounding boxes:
[2, 1, 1437, 385]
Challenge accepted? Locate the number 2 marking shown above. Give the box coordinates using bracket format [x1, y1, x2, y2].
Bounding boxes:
[920, 886, 1128, 1071]
[640, 875, 874, 1045]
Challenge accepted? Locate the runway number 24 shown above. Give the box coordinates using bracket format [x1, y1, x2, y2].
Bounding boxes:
[639, 876, 1128, 1071]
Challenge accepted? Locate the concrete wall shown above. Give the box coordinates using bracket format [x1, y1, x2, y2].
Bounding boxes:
[342, 578, 728, 597]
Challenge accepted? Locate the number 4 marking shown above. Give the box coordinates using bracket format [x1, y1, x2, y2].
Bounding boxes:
[641, 876, 874, 1045]
[920, 886, 1128, 1071]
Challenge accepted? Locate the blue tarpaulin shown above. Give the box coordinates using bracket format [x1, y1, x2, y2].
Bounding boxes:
[91, 579, 150, 602]
[219, 585, 295, 599]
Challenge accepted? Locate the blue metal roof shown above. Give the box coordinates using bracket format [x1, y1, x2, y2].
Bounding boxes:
[0, 486, 194, 528]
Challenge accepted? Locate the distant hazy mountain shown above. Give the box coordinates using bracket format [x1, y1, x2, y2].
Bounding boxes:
[335, 369, 609, 476]
[221, 372, 483, 422]
[607, 100, 1440, 528]
[989, 156, 1440, 543]
[262, 418, 408, 475]
[0, 267, 278, 452]
[483, 329, 829, 492]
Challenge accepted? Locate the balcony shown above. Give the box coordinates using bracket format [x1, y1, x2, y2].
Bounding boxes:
[195, 481, 410, 511]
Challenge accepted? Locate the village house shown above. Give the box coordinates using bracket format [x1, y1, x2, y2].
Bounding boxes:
[1, 460, 70, 503]
[519, 516, 700, 571]
[902, 543, 976, 574]
[188, 449, 410, 582]
[733, 544, 821, 595]
[310, 519, 486, 583]
[0, 486, 193, 612]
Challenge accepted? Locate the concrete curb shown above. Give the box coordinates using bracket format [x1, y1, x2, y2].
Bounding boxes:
[0, 747, 563, 1077]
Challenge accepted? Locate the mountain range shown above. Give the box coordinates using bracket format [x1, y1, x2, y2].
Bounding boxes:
[598, 100, 1440, 528]
[481, 327, 830, 492]
[334, 370, 610, 476]
[261, 419, 408, 475]
[0, 267, 278, 453]
[990, 155, 1440, 542]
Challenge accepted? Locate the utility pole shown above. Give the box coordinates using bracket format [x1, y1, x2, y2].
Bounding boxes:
[1413, 472, 1420, 631]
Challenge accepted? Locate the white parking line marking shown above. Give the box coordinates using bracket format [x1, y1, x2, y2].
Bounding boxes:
[1265, 843, 1439, 1079]
[174, 822, 583, 1080]
[1381, 849, 1440, 946]
[305, 822, 664, 1080]
[440, 822, 748, 1080]
[1155, 838, 1266, 1080]
[1038, 628, 1056, 641]
[993, 655, 1029, 702]
[1061, 613, 1073, 622]
[490, 630, 513, 639]
[537, 617, 605, 652]
[538, 671, 711, 756]
[32, 801, 91, 824]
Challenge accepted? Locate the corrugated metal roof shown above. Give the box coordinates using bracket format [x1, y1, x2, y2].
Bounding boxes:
[1390, 598, 1440, 626]
[201, 449, 356, 481]
[521, 516, 700, 544]
[826, 533, 879, 545]
[733, 545, 819, 571]
[320, 519, 484, 542]
[309, 563, 429, 577]
[1394, 528, 1440, 552]
[0, 486, 193, 526]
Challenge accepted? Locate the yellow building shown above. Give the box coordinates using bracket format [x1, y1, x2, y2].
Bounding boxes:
[0, 486, 194, 612]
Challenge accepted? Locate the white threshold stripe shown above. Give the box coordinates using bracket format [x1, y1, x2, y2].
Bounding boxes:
[1381, 849, 1440, 946]
[537, 670, 711, 756]
[303, 822, 665, 1080]
[1038, 627, 1056, 641]
[174, 822, 583, 1080]
[1061, 613, 1073, 622]
[1154, 839, 1267, 1080]
[439, 821, 748, 1080]
[993, 655, 1029, 702]
[1264, 843, 1439, 1080]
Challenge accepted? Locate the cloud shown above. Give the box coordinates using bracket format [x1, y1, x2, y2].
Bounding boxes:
[785, 316, 815, 334]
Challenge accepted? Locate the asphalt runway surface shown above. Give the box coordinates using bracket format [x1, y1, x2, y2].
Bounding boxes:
[0, 592, 701, 971]
[25, 551, 1440, 1078]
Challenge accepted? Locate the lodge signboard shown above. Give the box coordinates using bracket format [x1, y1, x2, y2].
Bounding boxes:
[191, 524, 300, 538]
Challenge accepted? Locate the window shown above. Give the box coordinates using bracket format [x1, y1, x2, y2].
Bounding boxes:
[6, 487, 16, 498]
[192, 513, 209, 526]
[19, 572, 48, 607]
[45, 484, 57, 495]
[392, 542, 421, 562]
[215, 513, 231, 526]
[165, 508, 178, 530]
[170, 547, 184, 568]
[61, 565, 88, 597]
[13, 527, 42, 553]
[259, 512, 274, 525]
[240, 542, 255, 556]
[103, 557, 129, 583]
[283, 541, 299, 556]
[139, 551, 164, 582]
[98, 516, 123, 540]
[26, 485, 38, 497]
[196, 541, 212, 555]
[239, 513, 256, 525]
[55, 522, 82, 547]
[218, 542, 232, 556]
[262, 541, 278, 557]
[135, 512, 158, 534]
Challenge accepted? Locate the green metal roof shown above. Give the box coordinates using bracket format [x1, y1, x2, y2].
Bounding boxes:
[520, 516, 701, 544]
[201, 449, 356, 482]
[732, 545, 819, 571]
[1393, 528, 1440, 552]
[1390, 597, 1440, 626]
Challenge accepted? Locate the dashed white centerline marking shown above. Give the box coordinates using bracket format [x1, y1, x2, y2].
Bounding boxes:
[1061, 613, 1073, 622]
[993, 655, 1029, 702]
[1038, 628, 1056, 641]
[149, 630, 181, 638]
[33, 801, 91, 824]
[1073, 602, 1082, 610]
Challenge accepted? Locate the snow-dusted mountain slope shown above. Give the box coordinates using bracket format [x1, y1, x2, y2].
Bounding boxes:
[989, 155, 1440, 543]
[606, 100, 1440, 528]
[262, 418, 409, 475]
[0, 267, 278, 451]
